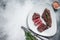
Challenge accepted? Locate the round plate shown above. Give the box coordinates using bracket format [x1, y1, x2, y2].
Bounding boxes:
[27, 4, 57, 37]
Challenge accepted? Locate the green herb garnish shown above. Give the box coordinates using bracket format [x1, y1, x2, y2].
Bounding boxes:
[25, 31, 37, 40]
[46, 13, 49, 19]
[21, 26, 38, 40]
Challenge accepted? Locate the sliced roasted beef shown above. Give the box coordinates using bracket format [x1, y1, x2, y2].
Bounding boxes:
[32, 13, 40, 20]
[42, 8, 52, 27]
[37, 23, 48, 32]
[32, 13, 40, 26]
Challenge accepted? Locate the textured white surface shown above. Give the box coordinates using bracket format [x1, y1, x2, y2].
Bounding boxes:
[0, 0, 59, 40]
[0, 0, 33, 40]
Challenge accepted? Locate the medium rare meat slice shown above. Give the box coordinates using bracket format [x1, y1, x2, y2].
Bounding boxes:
[37, 24, 48, 32]
[32, 13, 40, 26]
[32, 13, 40, 20]
[42, 8, 52, 27]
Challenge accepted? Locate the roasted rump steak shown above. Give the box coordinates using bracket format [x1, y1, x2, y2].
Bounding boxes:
[42, 8, 52, 27]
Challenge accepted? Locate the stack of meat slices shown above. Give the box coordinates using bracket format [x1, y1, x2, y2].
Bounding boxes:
[32, 8, 52, 32]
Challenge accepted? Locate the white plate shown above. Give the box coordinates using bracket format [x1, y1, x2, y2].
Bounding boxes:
[27, 4, 57, 37]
